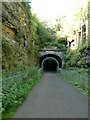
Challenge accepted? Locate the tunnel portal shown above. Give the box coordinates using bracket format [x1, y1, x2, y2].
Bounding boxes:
[39, 53, 63, 72]
[42, 57, 59, 72]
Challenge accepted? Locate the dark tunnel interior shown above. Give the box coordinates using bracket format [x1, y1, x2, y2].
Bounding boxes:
[43, 59, 57, 72]
[39, 54, 62, 72]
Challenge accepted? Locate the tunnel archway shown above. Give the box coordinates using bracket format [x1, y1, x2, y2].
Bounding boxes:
[39, 54, 62, 72]
[42, 57, 59, 72]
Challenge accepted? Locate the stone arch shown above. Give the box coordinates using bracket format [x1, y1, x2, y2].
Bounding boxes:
[39, 53, 62, 71]
[41, 57, 59, 71]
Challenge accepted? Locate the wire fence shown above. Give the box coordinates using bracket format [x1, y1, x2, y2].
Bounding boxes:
[2, 67, 39, 86]
[60, 69, 88, 90]
[1, 67, 42, 112]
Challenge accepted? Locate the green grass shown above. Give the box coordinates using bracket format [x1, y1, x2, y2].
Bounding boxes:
[2, 67, 43, 120]
[59, 67, 89, 96]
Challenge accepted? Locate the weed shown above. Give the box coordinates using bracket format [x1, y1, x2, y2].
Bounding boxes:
[59, 67, 88, 96]
[2, 67, 43, 120]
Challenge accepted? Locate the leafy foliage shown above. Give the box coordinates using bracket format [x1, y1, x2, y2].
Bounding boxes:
[30, 14, 59, 49]
[2, 37, 13, 55]
[65, 40, 88, 68]
[2, 67, 43, 116]
[59, 68, 88, 96]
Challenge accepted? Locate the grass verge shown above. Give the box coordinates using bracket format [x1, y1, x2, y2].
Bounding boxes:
[58, 67, 89, 96]
[2, 67, 43, 120]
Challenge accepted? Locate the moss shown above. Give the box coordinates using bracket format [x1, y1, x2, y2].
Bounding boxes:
[2, 25, 16, 40]
[2, 2, 38, 74]
[2, 36, 28, 73]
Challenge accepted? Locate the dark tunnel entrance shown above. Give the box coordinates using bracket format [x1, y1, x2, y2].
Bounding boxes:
[39, 54, 62, 72]
[43, 58, 58, 72]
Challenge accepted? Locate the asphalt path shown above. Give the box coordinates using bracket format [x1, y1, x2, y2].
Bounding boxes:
[13, 72, 88, 118]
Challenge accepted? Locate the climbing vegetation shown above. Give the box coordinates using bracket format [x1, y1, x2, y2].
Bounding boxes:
[2, 1, 89, 118]
[65, 40, 88, 68]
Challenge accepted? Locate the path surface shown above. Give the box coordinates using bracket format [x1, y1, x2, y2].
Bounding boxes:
[13, 72, 88, 118]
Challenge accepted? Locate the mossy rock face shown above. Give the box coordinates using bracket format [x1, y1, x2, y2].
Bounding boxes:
[2, 25, 16, 40]
[2, 2, 37, 74]
[2, 36, 30, 73]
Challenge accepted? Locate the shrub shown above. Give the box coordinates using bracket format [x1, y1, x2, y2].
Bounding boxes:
[60, 68, 88, 96]
[2, 67, 43, 113]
